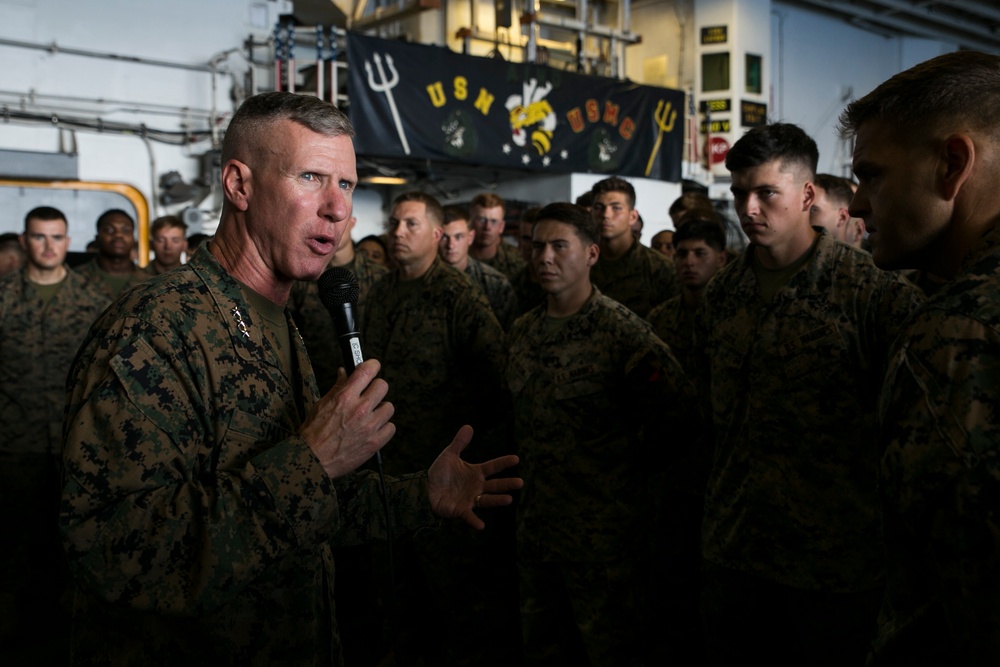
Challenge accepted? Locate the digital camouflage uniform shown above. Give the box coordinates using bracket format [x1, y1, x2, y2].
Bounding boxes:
[506, 289, 685, 666]
[74, 257, 151, 300]
[511, 264, 546, 317]
[871, 223, 1000, 666]
[362, 256, 508, 474]
[0, 267, 109, 661]
[59, 245, 435, 667]
[289, 251, 389, 394]
[362, 256, 514, 666]
[590, 239, 680, 318]
[479, 240, 526, 283]
[464, 256, 518, 330]
[0, 267, 109, 456]
[695, 230, 924, 664]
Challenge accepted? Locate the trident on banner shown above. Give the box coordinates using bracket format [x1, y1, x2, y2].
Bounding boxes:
[365, 52, 411, 155]
[644, 99, 678, 176]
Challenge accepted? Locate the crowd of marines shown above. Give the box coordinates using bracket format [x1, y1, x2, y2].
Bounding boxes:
[1, 49, 999, 667]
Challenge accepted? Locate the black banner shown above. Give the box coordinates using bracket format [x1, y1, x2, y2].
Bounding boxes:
[346, 33, 685, 182]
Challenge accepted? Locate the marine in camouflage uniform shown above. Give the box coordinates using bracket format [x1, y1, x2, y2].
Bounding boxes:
[464, 256, 518, 330]
[696, 229, 923, 663]
[507, 288, 684, 666]
[363, 255, 508, 475]
[0, 267, 109, 456]
[0, 264, 108, 660]
[365, 193, 515, 666]
[59, 245, 438, 667]
[468, 192, 526, 283]
[289, 250, 389, 393]
[363, 258, 513, 666]
[835, 51, 1000, 665]
[589, 176, 680, 318]
[76, 208, 151, 300]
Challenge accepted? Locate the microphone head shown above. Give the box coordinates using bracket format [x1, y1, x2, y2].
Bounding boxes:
[318, 267, 360, 309]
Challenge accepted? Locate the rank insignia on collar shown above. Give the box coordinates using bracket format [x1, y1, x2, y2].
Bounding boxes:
[232, 306, 251, 338]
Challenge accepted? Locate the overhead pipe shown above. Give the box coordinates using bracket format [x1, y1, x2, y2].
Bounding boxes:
[0, 36, 217, 73]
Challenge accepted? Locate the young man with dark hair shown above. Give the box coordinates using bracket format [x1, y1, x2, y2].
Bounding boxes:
[590, 176, 679, 317]
[506, 201, 684, 666]
[75, 207, 149, 297]
[695, 122, 922, 666]
[840, 50, 1000, 664]
[648, 219, 727, 370]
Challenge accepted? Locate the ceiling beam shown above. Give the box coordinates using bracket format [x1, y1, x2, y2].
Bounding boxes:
[862, 0, 1000, 42]
[790, 0, 1000, 53]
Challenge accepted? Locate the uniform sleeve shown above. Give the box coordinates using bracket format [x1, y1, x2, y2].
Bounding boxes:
[330, 469, 436, 546]
[869, 272, 925, 366]
[60, 316, 341, 617]
[880, 310, 1000, 662]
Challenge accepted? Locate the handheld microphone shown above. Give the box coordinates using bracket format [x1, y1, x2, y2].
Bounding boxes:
[317, 267, 364, 373]
[317, 266, 397, 606]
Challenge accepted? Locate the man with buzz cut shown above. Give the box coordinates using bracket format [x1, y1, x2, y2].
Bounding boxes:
[75, 208, 150, 298]
[59, 92, 521, 667]
[589, 176, 679, 318]
[648, 218, 728, 374]
[469, 192, 526, 281]
[0, 205, 108, 664]
[507, 201, 685, 666]
[695, 123, 923, 666]
[840, 50, 1000, 665]
[363, 190, 515, 666]
[439, 204, 519, 330]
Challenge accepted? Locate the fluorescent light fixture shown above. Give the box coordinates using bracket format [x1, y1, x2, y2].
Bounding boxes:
[360, 175, 408, 185]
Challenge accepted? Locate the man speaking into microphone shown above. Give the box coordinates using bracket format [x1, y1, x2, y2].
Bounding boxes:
[59, 92, 521, 667]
